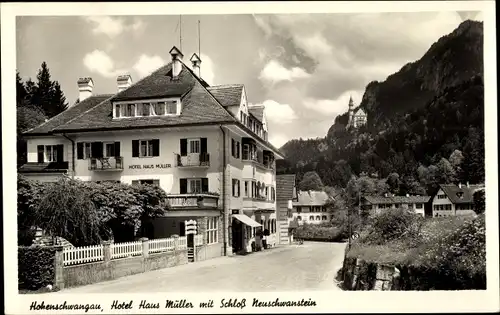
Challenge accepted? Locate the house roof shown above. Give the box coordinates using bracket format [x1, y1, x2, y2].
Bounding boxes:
[21, 55, 284, 157]
[276, 174, 296, 201]
[438, 184, 485, 204]
[24, 94, 113, 135]
[248, 105, 264, 122]
[293, 190, 330, 206]
[354, 108, 366, 117]
[363, 195, 431, 204]
[207, 84, 243, 107]
[18, 162, 69, 173]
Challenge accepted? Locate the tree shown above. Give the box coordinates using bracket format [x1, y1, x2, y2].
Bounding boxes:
[437, 157, 457, 184]
[473, 190, 485, 214]
[30, 62, 68, 118]
[387, 172, 401, 194]
[16, 71, 28, 107]
[298, 171, 324, 191]
[449, 149, 465, 181]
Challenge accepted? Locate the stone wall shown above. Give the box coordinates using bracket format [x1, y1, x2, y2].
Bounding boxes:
[341, 256, 401, 291]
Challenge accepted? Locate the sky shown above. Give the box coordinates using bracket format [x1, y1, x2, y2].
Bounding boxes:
[16, 11, 483, 148]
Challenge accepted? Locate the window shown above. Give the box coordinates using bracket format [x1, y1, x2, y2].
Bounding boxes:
[244, 181, 249, 197]
[322, 215, 327, 220]
[316, 216, 321, 220]
[189, 179, 202, 193]
[132, 179, 160, 186]
[309, 216, 314, 221]
[232, 179, 241, 197]
[139, 103, 151, 116]
[189, 139, 200, 154]
[103, 142, 118, 157]
[132, 139, 159, 158]
[37, 144, 64, 163]
[153, 102, 165, 115]
[296, 206, 302, 213]
[416, 203, 423, 209]
[123, 103, 136, 117]
[438, 194, 447, 199]
[44, 145, 58, 162]
[206, 217, 218, 244]
[236, 142, 240, 158]
[84, 142, 91, 159]
[166, 100, 177, 114]
[242, 144, 250, 160]
[297, 216, 302, 220]
[115, 104, 121, 118]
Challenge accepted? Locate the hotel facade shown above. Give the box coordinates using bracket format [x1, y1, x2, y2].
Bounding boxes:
[19, 47, 284, 257]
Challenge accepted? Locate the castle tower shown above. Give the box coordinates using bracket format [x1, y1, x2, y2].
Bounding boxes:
[347, 95, 354, 127]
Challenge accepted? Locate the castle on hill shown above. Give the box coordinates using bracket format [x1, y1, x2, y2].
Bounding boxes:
[346, 96, 367, 129]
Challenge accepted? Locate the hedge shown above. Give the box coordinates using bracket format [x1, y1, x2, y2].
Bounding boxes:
[18, 246, 56, 291]
[295, 224, 344, 242]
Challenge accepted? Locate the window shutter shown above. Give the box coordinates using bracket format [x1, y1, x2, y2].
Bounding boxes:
[152, 139, 160, 157]
[238, 180, 241, 197]
[76, 143, 84, 160]
[180, 139, 187, 156]
[37, 145, 44, 163]
[132, 140, 139, 157]
[231, 139, 235, 157]
[202, 178, 209, 193]
[200, 138, 207, 154]
[180, 179, 188, 194]
[91, 142, 103, 158]
[232, 180, 235, 196]
[236, 142, 240, 158]
[114, 142, 121, 157]
[56, 144, 64, 162]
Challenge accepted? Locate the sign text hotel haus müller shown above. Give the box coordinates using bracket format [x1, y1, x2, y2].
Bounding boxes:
[128, 163, 172, 169]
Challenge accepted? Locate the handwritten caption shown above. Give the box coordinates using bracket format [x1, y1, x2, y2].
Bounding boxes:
[29, 298, 317, 312]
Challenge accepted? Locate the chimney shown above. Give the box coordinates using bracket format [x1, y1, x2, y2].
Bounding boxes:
[77, 77, 93, 102]
[169, 46, 184, 79]
[458, 183, 462, 189]
[190, 53, 202, 78]
[117, 74, 132, 93]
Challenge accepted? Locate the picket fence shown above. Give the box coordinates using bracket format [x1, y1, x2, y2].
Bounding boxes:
[63, 244, 104, 266]
[63, 236, 189, 266]
[195, 234, 204, 246]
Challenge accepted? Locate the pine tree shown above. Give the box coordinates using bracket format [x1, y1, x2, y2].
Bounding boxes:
[16, 71, 28, 107]
[52, 82, 68, 114]
[31, 62, 68, 118]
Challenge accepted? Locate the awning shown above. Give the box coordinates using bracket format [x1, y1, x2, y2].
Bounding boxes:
[232, 214, 262, 228]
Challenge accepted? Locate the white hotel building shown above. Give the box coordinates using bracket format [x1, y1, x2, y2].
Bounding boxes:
[19, 47, 284, 257]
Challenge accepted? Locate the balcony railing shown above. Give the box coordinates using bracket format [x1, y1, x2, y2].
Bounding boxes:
[242, 157, 274, 170]
[89, 157, 123, 171]
[167, 193, 219, 209]
[175, 153, 210, 168]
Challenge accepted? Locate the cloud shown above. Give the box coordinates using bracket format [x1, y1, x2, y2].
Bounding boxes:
[185, 53, 216, 85]
[83, 50, 125, 78]
[83, 16, 146, 38]
[258, 99, 297, 124]
[133, 54, 165, 78]
[259, 60, 310, 85]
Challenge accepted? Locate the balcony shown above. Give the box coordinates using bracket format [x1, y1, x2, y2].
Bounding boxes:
[242, 157, 274, 171]
[89, 157, 123, 171]
[243, 196, 276, 212]
[175, 153, 210, 168]
[167, 193, 219, 209]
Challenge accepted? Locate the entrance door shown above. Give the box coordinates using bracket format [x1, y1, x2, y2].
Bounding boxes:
[232, 219, 243, 253]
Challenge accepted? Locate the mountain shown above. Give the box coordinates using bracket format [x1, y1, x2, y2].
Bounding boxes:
[278, 20, 484, 192]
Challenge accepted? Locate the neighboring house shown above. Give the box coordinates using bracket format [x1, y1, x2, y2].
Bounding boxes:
[361, 194, 431, 217]
[289, 190, 331, 225]
[431, 183, 485, 217]
[18, 47, 284, 257]
[276, 174, 297, 245]
[346, 96, 367, 129]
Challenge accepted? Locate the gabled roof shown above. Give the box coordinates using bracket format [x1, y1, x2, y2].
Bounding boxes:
[24, 94, 112, 135]
[293, 190, 331, 206]
[276, 174, 296, 201]
[248, 105, 264, 122]
[438, 184, 485, 204]
[363, 195, 431, 204]
[207, 84, 244, 107]
[354, 108, 366, 116]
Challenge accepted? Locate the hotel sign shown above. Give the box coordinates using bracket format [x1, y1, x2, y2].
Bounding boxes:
[128, 163, 172, 169]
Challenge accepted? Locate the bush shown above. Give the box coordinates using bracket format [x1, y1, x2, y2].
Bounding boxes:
[362, 208, 424, 245]
[295, 223, 343, 242]
[18, 246, 56, 291]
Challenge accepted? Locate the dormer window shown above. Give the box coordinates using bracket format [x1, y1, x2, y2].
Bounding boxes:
[113, 98, 181, 119]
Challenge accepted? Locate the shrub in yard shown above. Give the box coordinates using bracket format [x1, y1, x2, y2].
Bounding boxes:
[362, 208, 424, 245]
[18, 246, 56, 291]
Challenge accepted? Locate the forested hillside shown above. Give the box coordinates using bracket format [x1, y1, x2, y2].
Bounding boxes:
[277, 20, 484, 196]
